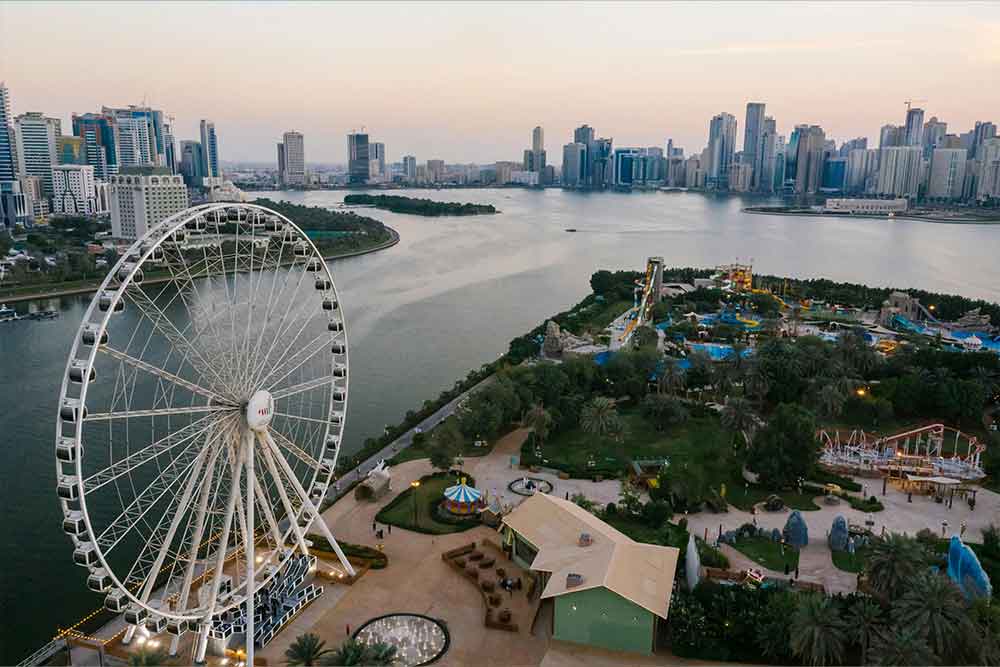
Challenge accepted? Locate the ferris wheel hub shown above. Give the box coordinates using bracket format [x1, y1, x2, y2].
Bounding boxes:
[245, 389, 275, 432]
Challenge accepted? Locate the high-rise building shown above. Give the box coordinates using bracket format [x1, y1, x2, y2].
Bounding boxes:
[821, 157, 847, 192]
[57, 136, 86, 165]
[975, 138, 1000, 201]
[426, 159, 444, 183]
[402, 155, 417, 182]
[876, 146, 922, 198]
[19, 175, 46, 219]
[522, 126, 546, 183]
[561, 142, 586, 188]
[743, 102, 765, 190]
[0, 180, 30, 230]
[904, 107, 925, 146]
[728, 162, 753, 192]
[845, 148, 880, 194]
[199, 120, 220, 178]
[179, 141, 205, 188]
[838, 137, 868, 157]
[644, 147, 664, 183]
[72, 112, 118, 179]
[783, 125, 808, 190]
[706, 112, 736, 189]
[589, 138, 613, 189]
[793, 125, 825, 195]
[52, 164, 101, 215]
[879, 124, 904, 148]
[0, 83, 15, 182]
[103, 106, 167, 168]
[13, 112, 61, 197]
[922, 117, 947, 158]
[573, 125, 594, 185]
[278, 131, 305, 186]
[970, 121, 997, 159]
[926, 148, 967, 200]
[369, 142, 386, 181]
[347, 132, 370, 185]
[758, 117, 779, 193]
[163, 122, 177, 173]
[613, 148, 643, 188]
[684, 154, 703, 188]
[110, 168, 188, 240]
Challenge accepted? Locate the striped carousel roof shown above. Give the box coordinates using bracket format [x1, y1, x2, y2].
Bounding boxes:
[443, 480, 482, 503]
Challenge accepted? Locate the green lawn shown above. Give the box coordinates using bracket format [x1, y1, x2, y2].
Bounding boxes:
[375, 472, 480, 534]
[831, 547, 868, 573]
[536, 412, 728, 475]
[731, 535, 800, 572]
[603, 513, 730, 568]
[726, 485, 821, 512]
[389, 416, 498, 465]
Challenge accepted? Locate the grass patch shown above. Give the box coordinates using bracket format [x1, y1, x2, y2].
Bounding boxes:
[389, 417, 499, 465]
[731, 535, 800, 572]
[602, 513, 729, 569]
[726, 482, 821, 512]
[831, 546, 868, 573]
[375, 471, 481, 534]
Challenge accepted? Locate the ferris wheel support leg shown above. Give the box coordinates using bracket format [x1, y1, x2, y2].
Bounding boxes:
[195, 433, 247, 665]
[261, 430, 356, 577]
[245, 430, 256, 667]
[258, 433, 311, 556]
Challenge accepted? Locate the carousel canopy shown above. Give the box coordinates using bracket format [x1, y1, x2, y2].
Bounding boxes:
[444, 480, 482, 504]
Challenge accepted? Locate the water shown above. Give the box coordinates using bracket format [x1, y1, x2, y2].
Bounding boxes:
[2, 187, 998, 662]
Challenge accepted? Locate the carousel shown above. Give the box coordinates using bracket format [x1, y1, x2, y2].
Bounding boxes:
[442, 478, 485, 515]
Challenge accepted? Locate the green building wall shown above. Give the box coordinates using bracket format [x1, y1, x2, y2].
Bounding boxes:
[552, 586, 656, 655]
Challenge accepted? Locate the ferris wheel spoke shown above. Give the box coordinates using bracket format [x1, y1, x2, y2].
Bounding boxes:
[270, 376, 332, 401]
[268, 427, 321, 470]
[100, 345, 227, 404]
[95, 425, 217, 553]
[244, 232, 291, 395]
[256, 431, 310, 556]
[256, 331, 331, 392]
[86, 405, 229, 422]
[272, 412, 332, 427]
[83, 413, 219, 494]
[249, 259, 314, 391]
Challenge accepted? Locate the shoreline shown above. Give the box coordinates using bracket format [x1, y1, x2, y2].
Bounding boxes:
[742, 207, 1000, 225]
[0, 226, 399, 305]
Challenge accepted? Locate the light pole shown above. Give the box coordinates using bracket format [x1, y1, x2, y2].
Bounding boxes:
[411, 480, 421, 525]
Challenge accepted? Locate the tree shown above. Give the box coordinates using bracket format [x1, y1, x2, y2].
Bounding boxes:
[526, 403, 553, 446]
[893, 572, 973, 662]
[428, 421, 463, 472]
[720, 397, 754, 447]
[747, 403, 818, 488]
[322, 639, 397, 666]
[685, 350, 714, 393]
[868, 624, 936, 666]
[580, 397, 621, 439]
[634, 324, 658, 350]
[865, 533, 927, 602]
[790, 594, 848, 666]
[848, 597, 883, 666]
[657, 360, 685, 396]
[129, 649, 169, 666]
[816, 383, 847, 419]
[285, 633, 331, 666]
[641, 393, 689, 431]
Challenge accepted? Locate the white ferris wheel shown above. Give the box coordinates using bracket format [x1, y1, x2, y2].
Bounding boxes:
[55, 203, 354, 664]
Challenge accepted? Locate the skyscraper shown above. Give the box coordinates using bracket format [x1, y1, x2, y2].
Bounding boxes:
[179, 140, 205, 188]
[347, 132, 370, 185]
[845, 148, 880, 194]
[13, 112, 61, 197]
[927, 148, 967, 200]
[426, 159, 444, 183]
[743, 102, 765, 190]
[163, 122, 177, 173]
[561, 142, 586, 188]
[573, 125, 594, 185]
[102, 105, 167, 168]
[975, 138, 1000, 201]
[110, 169, 188, 240]
[278, 131, 305, 186]
[72, 112, 118, 179]
[706, 112, 736, 189]
[523, 126, 546, 183]
[613, 148, 643, 188]
[922, 117, 947, 158]
[793, 125, 826, 195]
[758, 116, 778, 193]
[402, 155, 417, 182]
[904, 107, 925, 147]
[879, 124, 904, 149]
[57, 136, 85, 165]
[52, 164, 99, 215]
[369, 142, 386, 181]
[589, 138, 613, 189]
[0, 83, 15, 182]
[199, 120, 220, 178]
[970, 121, 997, 159]
[876, 146, 922, 198]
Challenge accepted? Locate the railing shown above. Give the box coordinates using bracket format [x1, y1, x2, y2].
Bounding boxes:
[16, 638, 67, 667]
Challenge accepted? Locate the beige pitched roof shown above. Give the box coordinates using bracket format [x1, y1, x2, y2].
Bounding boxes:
[501, 493, 679, 619]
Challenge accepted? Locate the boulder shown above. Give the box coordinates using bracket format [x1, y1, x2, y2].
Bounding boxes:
[829, 515, 849, 552]
[783, 510, 809, 548]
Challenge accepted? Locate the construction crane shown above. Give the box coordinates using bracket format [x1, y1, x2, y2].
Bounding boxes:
[904, 98, 927, 112]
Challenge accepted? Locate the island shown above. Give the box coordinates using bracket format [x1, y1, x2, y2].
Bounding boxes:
[342, 193, 498, 216]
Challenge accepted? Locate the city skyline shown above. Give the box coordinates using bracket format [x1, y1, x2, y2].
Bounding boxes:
[3, 2, 999, 163]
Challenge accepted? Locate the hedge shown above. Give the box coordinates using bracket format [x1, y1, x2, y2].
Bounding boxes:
[305, 533, 389, 569]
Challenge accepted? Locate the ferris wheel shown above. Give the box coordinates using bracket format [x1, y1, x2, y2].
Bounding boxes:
[55, 203, 354, 664]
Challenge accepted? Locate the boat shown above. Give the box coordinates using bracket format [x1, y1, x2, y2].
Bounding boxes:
[565, 228, 577, 233]
[0, 304, 15, 318]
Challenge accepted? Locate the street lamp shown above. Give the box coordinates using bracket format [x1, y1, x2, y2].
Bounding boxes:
[411, 480, 421, 525]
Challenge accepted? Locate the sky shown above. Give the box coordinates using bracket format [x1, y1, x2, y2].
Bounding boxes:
[2, 1, 999, 164]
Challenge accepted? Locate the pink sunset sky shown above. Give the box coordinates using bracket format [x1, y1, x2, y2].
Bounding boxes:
[2, 1, 998, 164]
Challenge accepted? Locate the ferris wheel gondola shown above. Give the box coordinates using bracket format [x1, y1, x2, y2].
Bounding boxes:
[55, 203, 354, 665]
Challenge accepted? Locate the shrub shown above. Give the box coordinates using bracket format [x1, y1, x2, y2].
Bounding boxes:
[605, 502, 618, 515]
[809, 469, 863, 492]
[641, 499, 673, 527]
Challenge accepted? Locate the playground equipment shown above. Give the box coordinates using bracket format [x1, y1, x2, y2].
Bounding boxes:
[619, 257, 663, 344]
[713, 262, 753, 292]
[819, 424, 986, 481]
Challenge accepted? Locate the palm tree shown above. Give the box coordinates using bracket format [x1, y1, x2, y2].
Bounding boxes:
[893, 572, 973, 661]
[848, 598, 882, 666]
[790, 593, 848, 666]
[744, 363, 770, 404]
[866, 533, 926, 602]
[580, 397, 620, 438]
[129, 648, 169, 666]
[721, 397, 754, 448]
[322, 639, 397, 666]
[526, 403, 553, 447]
[868, 624, 936, 666]
[285, 633, 331, 666]
[657, 360, 685, 396]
